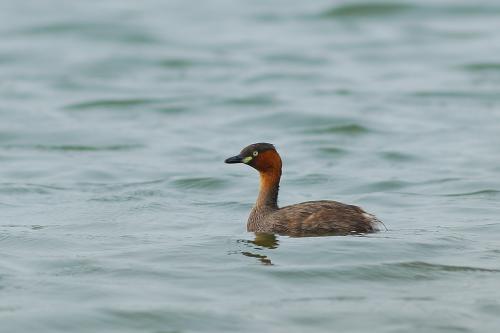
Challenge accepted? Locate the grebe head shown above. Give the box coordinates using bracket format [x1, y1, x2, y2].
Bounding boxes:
[225, 143, 282, 173]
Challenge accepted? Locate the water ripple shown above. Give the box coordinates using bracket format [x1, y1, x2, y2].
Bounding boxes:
[319, 3, 500, 19]
[442, 189, 500, 197]
[348, 180, 412, 193]
[65, 98, 159, 110]
[378, 151, 418, 162]
[77, 179, 166, 192]
[305, 124, 372, 136]
[460, 63, 500, 72]
[222, 94, 279, 107]
[2, 144, 142, 152]
[413, 91, 500, 101]
[317, 147, 349, 156]
[263, 53, 328, 66]
[0, 183, 68, 195]
[171, 177, 227, 190]
[397, 261, 500, 273]
[20, 22, 159, 44]
[320, 3, 416, 18]
[270, 261, 500, 282]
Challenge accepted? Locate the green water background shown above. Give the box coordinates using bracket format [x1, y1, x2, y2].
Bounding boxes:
[1, 0, 500, 332]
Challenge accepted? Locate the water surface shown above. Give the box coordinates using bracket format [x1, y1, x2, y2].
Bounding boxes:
[1, 0, 500, 332]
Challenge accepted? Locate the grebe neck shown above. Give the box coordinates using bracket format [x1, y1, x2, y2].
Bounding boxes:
[255, 169, 281, 210]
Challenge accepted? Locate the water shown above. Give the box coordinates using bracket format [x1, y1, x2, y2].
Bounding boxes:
[1, 0, 500, 331]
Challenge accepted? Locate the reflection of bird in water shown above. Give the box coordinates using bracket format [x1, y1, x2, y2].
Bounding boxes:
[225, 143, 384, 236]
[241, 251, 272, 266]
[240, 233, 278, 265]
[249, 233, 279, 249]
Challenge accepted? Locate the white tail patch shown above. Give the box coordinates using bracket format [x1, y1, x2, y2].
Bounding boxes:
[363, 213, 387, 231]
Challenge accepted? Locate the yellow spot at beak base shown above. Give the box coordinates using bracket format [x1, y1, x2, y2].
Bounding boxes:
[242, 156, 253, 164]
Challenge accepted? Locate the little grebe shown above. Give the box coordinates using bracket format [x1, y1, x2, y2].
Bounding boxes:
[225, 143, 382, 236]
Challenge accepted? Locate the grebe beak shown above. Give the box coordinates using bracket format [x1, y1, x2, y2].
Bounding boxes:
[225, 155, 244, 164]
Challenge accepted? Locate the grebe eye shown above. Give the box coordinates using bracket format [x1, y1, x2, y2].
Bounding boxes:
[253, 151, 258, 157]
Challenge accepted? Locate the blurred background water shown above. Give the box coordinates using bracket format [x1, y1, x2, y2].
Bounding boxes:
[1, 0, 500, 332]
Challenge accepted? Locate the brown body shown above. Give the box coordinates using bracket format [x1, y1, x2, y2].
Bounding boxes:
[249, 200, 378, 236]
[225, 143, 381, 236]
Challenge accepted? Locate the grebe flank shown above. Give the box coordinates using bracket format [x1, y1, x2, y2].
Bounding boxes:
[225, 143, 382, 236]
